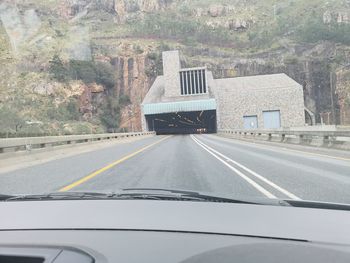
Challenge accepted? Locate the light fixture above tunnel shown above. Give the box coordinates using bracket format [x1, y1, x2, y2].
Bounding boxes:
[145, 110, 217, 135]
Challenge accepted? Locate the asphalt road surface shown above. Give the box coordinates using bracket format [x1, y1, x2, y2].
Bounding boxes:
[1, 134, 350, 204]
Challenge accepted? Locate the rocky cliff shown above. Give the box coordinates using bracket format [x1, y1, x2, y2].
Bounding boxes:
[1, 0, 350, 135]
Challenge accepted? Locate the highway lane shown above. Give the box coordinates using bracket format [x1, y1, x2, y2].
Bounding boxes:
[193, 135, 350, 203]
[0, 134, 350, 204]
[0, 136, 164, 195]
[72, 134, 261, 198]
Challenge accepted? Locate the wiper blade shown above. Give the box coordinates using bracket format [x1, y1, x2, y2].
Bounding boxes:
[4, 191, 115, 201]
[119, 188, 285, 205]
[283, 199, 350, 211]
[1, 188, 288, 207]
[0, 194, 15, 200]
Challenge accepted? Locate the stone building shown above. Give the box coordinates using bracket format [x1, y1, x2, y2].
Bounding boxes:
[141, 50, 305, 134]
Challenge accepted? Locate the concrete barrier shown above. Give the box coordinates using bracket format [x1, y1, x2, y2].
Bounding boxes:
[0, 132, 155, 154]
[218, 129, 350, 150]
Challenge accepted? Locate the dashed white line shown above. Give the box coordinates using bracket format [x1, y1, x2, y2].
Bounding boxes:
[191, 135, 301, 200]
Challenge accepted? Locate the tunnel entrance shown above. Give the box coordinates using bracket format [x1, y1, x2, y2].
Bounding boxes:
[146, 110, 217, 135]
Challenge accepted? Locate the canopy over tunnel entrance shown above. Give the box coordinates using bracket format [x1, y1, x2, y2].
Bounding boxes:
[143, 99, 217, 135]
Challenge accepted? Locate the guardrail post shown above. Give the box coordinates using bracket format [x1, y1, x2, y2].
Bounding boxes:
[268, 133, 272, 141]
[299, 134, 304, 144]
[323, 135, 330, 146]
[324, 135, 337, 147]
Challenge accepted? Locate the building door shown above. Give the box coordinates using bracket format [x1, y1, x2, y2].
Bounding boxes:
[243, 115, 258, 129]
[263, 110, 281, 129]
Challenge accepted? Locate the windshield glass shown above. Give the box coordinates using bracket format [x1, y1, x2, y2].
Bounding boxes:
[0, 0, 350, 207]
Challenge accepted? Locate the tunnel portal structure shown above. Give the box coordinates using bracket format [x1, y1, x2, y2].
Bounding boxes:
[141, 50, 305, 134]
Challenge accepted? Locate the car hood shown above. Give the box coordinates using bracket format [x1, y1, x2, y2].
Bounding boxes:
[1, 199, 350, 244]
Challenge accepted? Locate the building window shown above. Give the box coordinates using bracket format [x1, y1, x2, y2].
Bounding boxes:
[180, 69, 207, 95]
[243, 115, 258, 129]
[263, 110, 281, 129]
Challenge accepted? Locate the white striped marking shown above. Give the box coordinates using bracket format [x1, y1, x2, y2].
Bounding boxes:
[191, 135, 301, 200]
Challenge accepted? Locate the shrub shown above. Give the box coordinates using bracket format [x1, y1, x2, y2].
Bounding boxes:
[119, 94, 131, 106]
[69, 60, 97, 84]
[284, 55, 299, 64]
[0, 105, 24, 133]
[100, 95, 120, 129]
[296, 17, 350, 45]
[49, 57, 116, 90]
[49, 55, 70, 82]
[94, 62, 116, 89]
[133, 13, 234, 47]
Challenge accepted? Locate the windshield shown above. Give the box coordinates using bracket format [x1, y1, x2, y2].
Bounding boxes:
[0, 0, 350, 208]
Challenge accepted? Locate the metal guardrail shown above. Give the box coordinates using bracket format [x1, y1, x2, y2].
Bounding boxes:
[218, 129, 350, 150]
[0, 132, 155, 154]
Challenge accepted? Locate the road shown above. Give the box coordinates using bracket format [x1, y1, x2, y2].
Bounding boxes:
[1, 134, 350, 204]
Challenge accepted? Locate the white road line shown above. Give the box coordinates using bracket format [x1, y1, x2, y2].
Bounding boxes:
[191, 135, 301, 200]
[210, 134, 350, 163]
[190, 135, 276, 199]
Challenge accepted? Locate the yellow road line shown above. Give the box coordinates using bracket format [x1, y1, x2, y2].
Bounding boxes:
[59, 136, 171, 192]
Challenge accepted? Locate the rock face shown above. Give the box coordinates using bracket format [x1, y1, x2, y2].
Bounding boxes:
[79, 83, 93, 120]
[0, 2, 41, 54]
[337, 11, 349, 24]
[229, 19, 249, 31]
[59, 0, 115, 18]
[59, 0, 175, 22]
[77, 82, 105, 120]
[115, 0, 174, 22]
[208, 4, 225, 17]
[323, 11, 332, 24]
[322, 10, 350, 24]
[336, 69, 350, 125]
[111, 49, 154, 131]
[63, 25, 92, 61]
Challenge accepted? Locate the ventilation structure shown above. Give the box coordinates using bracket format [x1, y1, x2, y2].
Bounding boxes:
[180, 68, 207, 95]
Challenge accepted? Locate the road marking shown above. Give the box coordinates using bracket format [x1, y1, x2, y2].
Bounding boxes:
[276, 147, 350, 162]
[191, 135, 276, 199]
[194, 136, 300, 200]
[213, 134, 350, 162]
[191, 135, 301, 200]
[59, 136, 171, 192]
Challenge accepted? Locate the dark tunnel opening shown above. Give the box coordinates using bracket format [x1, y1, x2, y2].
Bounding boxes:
[145, 110, 217, 135]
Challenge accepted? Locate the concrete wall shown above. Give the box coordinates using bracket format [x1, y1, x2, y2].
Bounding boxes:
[142, 51, 306, 132]
[163, 50, 181, 98]
[215, 80, 305, 130]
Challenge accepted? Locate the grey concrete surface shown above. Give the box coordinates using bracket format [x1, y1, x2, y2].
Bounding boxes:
[0, 134, 349, 205]
[195, 135, 350, 203]
[0, 136, 162, 194]
[0, 135, 154, 174]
